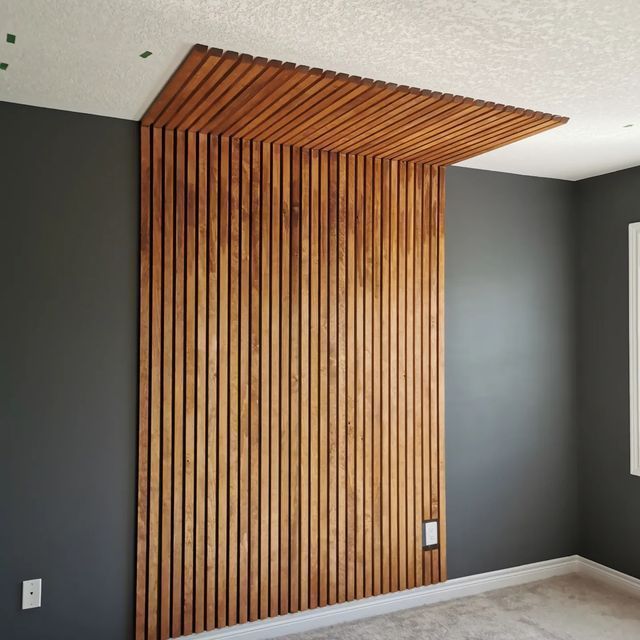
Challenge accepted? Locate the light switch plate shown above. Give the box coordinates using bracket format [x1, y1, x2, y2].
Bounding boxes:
[422, 520, 439, 549]
[22, 579, 42, 610]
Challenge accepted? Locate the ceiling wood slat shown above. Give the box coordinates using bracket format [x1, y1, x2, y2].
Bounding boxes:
[141, 45, 568, 164]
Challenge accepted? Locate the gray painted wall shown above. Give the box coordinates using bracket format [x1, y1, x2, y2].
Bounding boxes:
[0, 101, 139, 640]
[446, 167, 578, 578]
[576, 166, 640, 579]
[1, 101, 582, 638]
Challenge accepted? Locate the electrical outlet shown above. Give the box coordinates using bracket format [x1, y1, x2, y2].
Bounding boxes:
[22, 579, 42, 610]
[422, 520, 438, 549]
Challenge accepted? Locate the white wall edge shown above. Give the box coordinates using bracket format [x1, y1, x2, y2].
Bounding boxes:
[177, 556, 581, 640]
[577, 556, 640, 597]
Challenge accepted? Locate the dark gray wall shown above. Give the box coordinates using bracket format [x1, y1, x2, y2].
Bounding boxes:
[576, 166, 640, 579]
[1, 100, 583, 639]
[0, 101, 138, 640]
[446, 167, 578, 578]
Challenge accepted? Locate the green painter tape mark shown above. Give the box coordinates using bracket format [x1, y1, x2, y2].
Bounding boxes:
[7, 33, 16, 44]
[0, 62, 8, 70]
[140, 51, 152, 59]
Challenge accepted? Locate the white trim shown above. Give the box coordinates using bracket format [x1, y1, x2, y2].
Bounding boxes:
[577, 557, 640, 597]
[176, 556, 580, 640]
[629, 223, 640, 476]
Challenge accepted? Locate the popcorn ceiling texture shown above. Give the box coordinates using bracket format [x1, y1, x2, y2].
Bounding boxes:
[1, 0, 639, 179]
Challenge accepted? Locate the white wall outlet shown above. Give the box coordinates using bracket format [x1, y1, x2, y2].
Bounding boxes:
[22, 579, 42, 610]
[423, 520, 439, 548]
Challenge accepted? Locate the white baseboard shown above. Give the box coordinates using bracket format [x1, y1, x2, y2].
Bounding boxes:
[577, 556, 640, 597]
[177, 555, 580, 640]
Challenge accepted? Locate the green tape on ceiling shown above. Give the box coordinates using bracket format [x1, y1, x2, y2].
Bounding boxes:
[0, 62, 8, 70]
[6, 33, 16, 44]
[140, 51, 152, 58]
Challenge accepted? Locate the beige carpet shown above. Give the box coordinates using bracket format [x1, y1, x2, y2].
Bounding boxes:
[282, 575, 640, 639]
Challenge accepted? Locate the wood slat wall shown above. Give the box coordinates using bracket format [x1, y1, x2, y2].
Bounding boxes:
[141, 45, 568, 165]
[137, 42, 567, 640]
[137, 130, 446, 639]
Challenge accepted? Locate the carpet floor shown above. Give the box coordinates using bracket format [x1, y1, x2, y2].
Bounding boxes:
[282, 574, 640, 639]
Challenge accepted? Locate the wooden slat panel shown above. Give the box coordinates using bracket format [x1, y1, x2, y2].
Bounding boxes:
[137, 135, 453, 639]
[308, 148, 320, 612]
[397, 161, 407, 593]
[372, 156, 382, 596]
[216, 136, 230, 628]
[172, 130, 186, 636]
[183, 129, 197, 635]
[429, 165, 439, 584]
[405, 162, 415, 590]
[160, 129, 174, 640]
[259, 141, 272, 621]
[249, 139, 261, 622]
[138, 51, 563, 632]
[238, 138, 251, 625]
[299, 148, 311, 612]
[337, 153, 348, 604]
[421, 165, 432, 588]
[437, 167, 447, 583]
[380, 158, 391, 595]
[289, 145, 301, 614]
[206, 135, 219, 629]
[328, 151, 338, 606]
[227, 137, 241, 627]
[389, 159, 399, 594]
[279, 145, 291, 614]
[346, 153, 357, 603]
[413, 165, 424, 588]
[269, 143, 281, 618]
[195, 132, 208, 634]
[144, 46, 567, 164]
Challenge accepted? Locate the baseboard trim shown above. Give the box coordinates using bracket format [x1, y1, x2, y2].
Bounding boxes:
[577, 556, 640, 596]
[178, 556, 580, 640]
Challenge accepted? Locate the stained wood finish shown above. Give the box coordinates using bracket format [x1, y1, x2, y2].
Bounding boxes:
[138, 129, 446, 639]
[138, 43, 566, 640]
[142, 45, 568, 166]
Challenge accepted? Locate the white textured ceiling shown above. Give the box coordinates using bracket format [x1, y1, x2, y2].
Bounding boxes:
[1, 0, 640, 180]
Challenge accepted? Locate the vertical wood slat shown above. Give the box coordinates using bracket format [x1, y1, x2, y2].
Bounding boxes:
[172, 130, 186, 637]
[183, 129, 197, 636]
[299, 148, 311, 613]
[328, 151, 338, 606]
[160, 129, 174, 640]
[216, 136, 230, 629]
[138, 133, 447, 640]
[206, 135, 219, 630]
[259, 141, 272, 621]
[195, 132, 208, 634]
[269, 143, 282, 618]
[309, 148, 320, 612]
[249, 139, 262, 622]
[318, 150, 329, 609]
[346, 153, 357, 604]
[280, 145, 291, 615]
[290, 145, 301, 613]
[238, 137, 251, 626]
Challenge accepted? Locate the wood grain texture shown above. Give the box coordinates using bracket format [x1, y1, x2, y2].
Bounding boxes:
[137, 133, 446, 639]
[141, 46, 568, 165]
[135, 38, 564, 639]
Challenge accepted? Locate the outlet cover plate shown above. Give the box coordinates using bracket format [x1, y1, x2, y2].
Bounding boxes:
[22, 579, 42, 610]
[422, 520, 439, 550]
